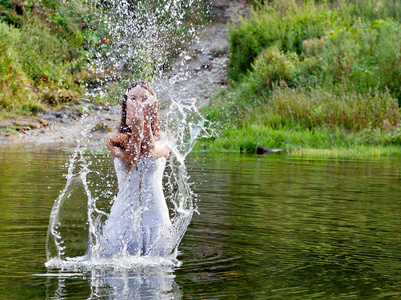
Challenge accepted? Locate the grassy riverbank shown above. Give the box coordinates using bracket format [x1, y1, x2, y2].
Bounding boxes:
[202, 0, 401, 157]
[0, 0, 88, 117]
[0, 0, 206, 118]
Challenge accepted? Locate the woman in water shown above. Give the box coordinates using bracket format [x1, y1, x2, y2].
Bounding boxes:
[100, 81, 171, 257]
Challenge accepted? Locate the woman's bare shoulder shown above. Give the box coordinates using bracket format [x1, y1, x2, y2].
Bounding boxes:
[155, 140, 170, 159]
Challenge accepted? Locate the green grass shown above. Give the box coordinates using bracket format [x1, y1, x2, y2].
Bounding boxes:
[227, 1, 401, 103]
[202, 85, 401, 157]
[198, 123, 401, 158]
[202, 0, 401, 158]
[202, 122, 400, 150]
[0, 1, 87, 116]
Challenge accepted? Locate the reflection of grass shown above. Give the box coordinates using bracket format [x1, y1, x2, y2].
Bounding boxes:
[289, 146, 401, 159]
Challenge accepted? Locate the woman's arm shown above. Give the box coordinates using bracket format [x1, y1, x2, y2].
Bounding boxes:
[140, 99, 170, 159]
[105, 132, 142, 164]
[106, 132, 129, 149]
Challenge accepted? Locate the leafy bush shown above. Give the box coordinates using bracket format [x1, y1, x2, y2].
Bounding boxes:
[251, 46, 299, 90]
[16, 15, 84, 104]
[335, 0, 401, 22]
[0, 0, 23, 27]
[317, 19, 401, 99]
[18, 17, 66, 83]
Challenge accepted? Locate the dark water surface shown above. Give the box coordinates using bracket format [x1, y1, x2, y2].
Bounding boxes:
[1, 146, 401, 299]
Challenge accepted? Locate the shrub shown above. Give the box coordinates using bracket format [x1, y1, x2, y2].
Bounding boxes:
[334, 0, 401, 22]
[0, 0, 23, 27]
[373, 20, 401, 100]
[0, 0, 87, 115]
[229, 0, 401, 102]
[227, 1, 334, 81]
[0, 21, 43, 114]
[250, 46, 299, 90]
[314, 19, 401, 99]
[17, 17, 67, 84]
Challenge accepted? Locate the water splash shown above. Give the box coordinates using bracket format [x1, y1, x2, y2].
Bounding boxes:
[46, 0, 213, 270]
[46, 101, 212, 270]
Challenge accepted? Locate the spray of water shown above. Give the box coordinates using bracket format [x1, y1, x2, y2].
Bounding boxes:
[84, 0, 206, 99]
[45, 0, 214, 270]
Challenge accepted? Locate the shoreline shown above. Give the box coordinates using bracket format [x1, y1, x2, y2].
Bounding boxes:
[0, 0, 249, 149]
[3, 0, 398, 159]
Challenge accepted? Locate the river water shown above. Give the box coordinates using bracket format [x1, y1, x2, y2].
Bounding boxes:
[0, 146, 400, 299]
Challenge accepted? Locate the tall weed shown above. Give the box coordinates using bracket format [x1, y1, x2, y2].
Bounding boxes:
[264, 87, 400, 131]
[334, 0, 401, 21]
[0, 1, 89, 114]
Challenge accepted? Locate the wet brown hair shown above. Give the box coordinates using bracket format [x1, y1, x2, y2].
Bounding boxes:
[120, 81, 160, 137]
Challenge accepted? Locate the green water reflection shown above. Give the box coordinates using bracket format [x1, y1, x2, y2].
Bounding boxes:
[0, 147, 400, 299]
[0, 146, 70, 298]
[179, 154, 401, 298]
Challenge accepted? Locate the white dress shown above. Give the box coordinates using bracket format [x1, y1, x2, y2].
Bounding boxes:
[100, 156, 171, 256]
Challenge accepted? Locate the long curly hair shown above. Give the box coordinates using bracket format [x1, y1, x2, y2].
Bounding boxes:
[120, 81, 160, 137]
